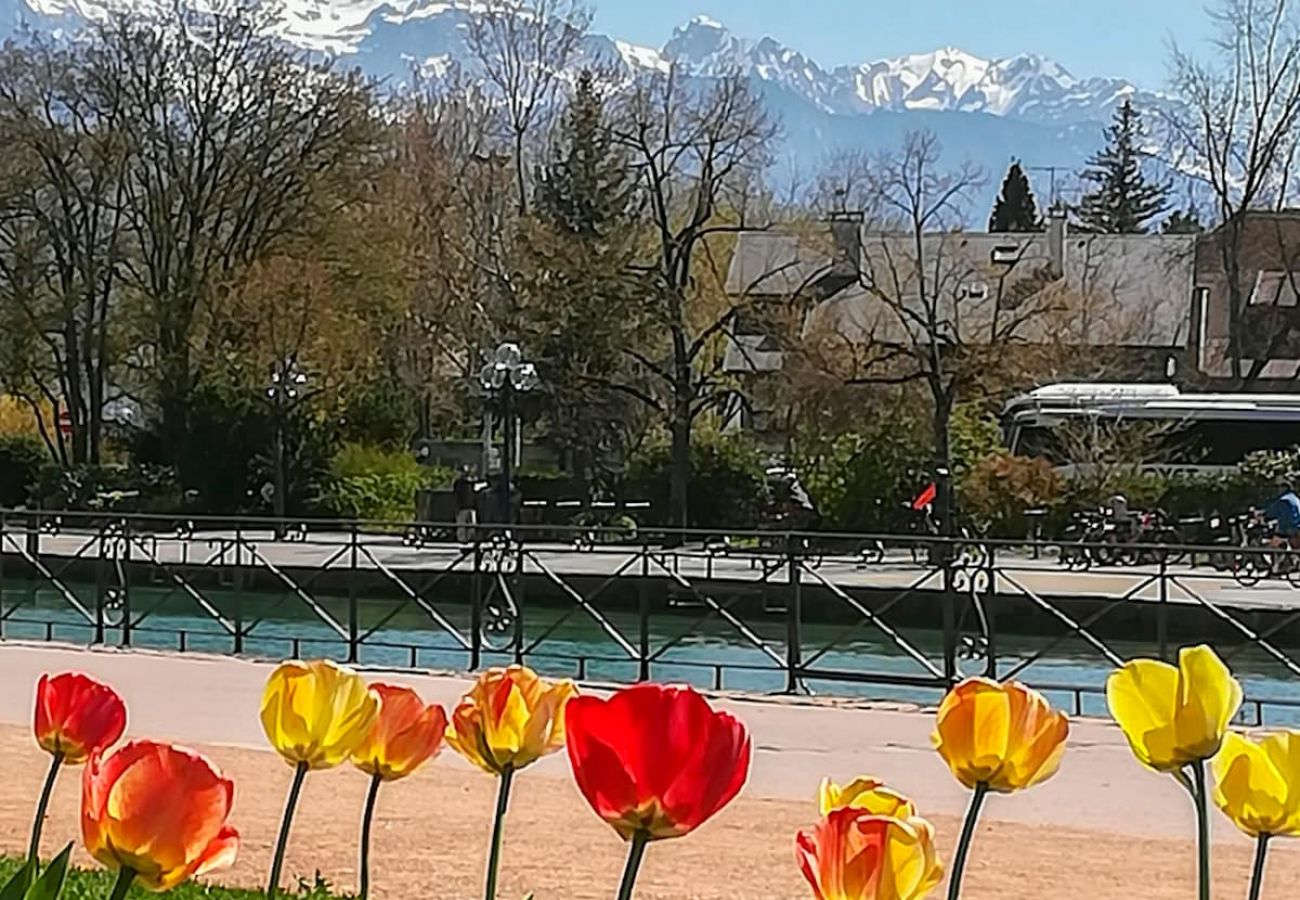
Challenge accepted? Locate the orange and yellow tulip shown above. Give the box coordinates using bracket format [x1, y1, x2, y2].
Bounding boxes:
[932, 677, 1069, 793]
[260, 659, 380, 770]
[82, 740, 239, 892]
[1107, 644, 1242, 772]
[796, 808, 942, 900]
[446, 665, 576, 775]
[818, 777, 916, 819]
[352, 683, 448, 782]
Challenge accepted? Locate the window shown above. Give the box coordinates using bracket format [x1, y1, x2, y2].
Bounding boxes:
[960, 281, 988, 301]
[1248, 270, 1300, 307]
[991, 244, 1021, 265]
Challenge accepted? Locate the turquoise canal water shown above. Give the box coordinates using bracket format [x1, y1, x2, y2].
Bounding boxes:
[3, 579, 1299, 723]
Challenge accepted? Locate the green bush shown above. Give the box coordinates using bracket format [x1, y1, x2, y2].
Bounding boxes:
[33, 462, 181, 512]
[0, 434, 46, 507]
[796, 418, 932, 532]
[320, 443, 451, 522]
[950, 403, 1005, 476]
[625, 432, 770, 529]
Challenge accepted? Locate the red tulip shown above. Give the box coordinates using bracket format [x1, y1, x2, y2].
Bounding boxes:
[565, 683, 750, 841]
[34, 672, 126, 764]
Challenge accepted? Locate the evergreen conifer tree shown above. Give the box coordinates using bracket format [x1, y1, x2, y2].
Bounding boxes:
[534, 69, 635, 237]
[1162, 208, 1205, 234]
[1076, 99, 1170, 233]
[988, 160, 1042, 232]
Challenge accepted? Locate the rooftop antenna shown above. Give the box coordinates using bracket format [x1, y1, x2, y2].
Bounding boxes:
[1026, 165, 1069, 208]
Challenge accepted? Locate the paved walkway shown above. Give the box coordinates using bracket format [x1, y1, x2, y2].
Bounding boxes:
[14, 527, 1300, 612]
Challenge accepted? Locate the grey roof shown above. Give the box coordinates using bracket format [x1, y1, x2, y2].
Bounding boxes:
[724, 231, 836, 296]
[727, 227, 1197, 349]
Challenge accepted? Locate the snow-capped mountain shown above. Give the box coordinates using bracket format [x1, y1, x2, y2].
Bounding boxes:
[0, 0, 1169, 215]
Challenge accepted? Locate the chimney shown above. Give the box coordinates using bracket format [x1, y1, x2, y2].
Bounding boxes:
[1046, 203, 1067, 278]
[829, 209, 864, 277]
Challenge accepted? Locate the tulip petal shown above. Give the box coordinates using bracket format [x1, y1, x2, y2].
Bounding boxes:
[1174, 645, 1242, 762]
[1107, 658, 1180, 771]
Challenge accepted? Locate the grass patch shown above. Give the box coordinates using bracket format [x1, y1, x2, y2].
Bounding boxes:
[0, 856, 348, 900]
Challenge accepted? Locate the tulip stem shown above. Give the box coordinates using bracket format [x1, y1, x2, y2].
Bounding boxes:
[267, 762, 308, 900]
[358, 773, 382, 900]
[28, 751, 63, 864]
[615, 831, 650, 900]
[1248, 833, 1270, 900]
[106, 867, 134, 900]
[1191, 760, 1211, 900]
[483, 764, 514, 900]
[946, 782, 988, 900]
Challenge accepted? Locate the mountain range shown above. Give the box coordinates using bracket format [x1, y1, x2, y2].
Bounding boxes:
[0, 0, 1172, 217]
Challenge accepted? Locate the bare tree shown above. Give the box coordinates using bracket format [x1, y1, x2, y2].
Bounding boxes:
[85, 1, 379, 475]
[830, 132, 1067, 531]
[1168, 0, 1300, 383]
[385, 76, 510, 441]
[604, 70, 783, 530]
[465, 0, 592, 216]
[0, 37, 127, 466]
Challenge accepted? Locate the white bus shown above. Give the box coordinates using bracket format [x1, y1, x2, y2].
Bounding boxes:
[1002, 383, 1300, 471]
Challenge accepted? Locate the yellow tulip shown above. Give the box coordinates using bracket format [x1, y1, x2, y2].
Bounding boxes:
[445, 665, 576, 775]
[932, 677, 1069, 793]
[260, 660, 381, 770]
[818, 777, 917, 819]
[796, 809, 942, 900]
[1211, 731, 1300, 838]
[1106, 645, 1242, 772]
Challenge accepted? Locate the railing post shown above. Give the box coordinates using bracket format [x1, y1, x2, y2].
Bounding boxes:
[982, 543, 996, 679]
[0, 512, 6, 640]
[941, 543, 958, 684]
[638, 545, 651, 682]
[470, 538, 483, 670]
[513, 537, 525, 665]
[232, 524, 245, 655]
[785, 533, 803, 694]
[347, 523, 360, 663]
[92, 523, 107, 645]
[1157, 556, 1169, 662]
[120, 518, 132, 648]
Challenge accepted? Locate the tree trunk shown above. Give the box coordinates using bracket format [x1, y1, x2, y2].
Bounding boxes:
[932, 388, 955, 538]
[669, 401, 691, 534]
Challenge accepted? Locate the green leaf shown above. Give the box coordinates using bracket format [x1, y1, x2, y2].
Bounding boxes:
[0, 858, 35, 900]
[26, 845, 72, 900]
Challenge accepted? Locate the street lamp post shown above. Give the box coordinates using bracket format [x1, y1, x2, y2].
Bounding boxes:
[266, 358, 309, 538]
[479, 342, 539, 525]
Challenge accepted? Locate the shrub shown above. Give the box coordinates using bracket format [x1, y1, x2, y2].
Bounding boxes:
[33, 462, 181, 512]
[959, 452, 1065, 537]
[0, 434, 46, 507]
[625, 433, 770, 529]
[950, 403, 1005, 477]
[796, 419, 932, 533]
[320, 443, 451, 522]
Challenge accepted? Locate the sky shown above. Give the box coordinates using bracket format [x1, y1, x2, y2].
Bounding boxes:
[592, 0, 1216, 88]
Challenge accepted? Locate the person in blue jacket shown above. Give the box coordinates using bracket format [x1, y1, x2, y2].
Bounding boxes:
[1265, 486, 1300, 548]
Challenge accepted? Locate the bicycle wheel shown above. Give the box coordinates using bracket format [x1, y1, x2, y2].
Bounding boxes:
[1231, 551, 1270, 587]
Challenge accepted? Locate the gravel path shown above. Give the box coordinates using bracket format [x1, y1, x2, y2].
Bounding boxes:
[0, 642, 1296, 898]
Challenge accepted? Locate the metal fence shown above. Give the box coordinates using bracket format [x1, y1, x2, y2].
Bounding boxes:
[3, 508, 1300, 725]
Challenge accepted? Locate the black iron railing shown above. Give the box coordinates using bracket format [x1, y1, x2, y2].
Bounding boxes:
[3, 508, 1300, 723]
